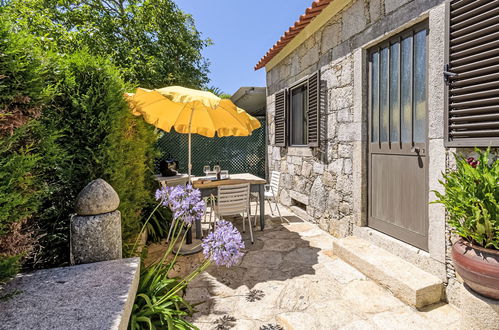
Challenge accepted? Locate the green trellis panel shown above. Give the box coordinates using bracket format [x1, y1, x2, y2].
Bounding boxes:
[156, 119, 266, 178]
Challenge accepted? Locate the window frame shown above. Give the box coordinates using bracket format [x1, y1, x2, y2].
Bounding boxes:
[288, 80, 309, 147]
[367, 20, 429, 152]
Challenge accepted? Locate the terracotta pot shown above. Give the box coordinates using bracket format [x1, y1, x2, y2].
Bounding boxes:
[452, 238, 499, 300]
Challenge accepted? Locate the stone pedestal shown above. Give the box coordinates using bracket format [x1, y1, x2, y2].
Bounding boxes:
[460, 284, 499, 330]
[70, 178, 122, 264]
[71, 211, 122, 264]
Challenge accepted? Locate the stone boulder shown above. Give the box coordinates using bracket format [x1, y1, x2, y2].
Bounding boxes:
[75, 178, 120, 215]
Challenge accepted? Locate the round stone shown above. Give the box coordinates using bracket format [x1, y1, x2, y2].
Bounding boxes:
[74, 178, 120, 215]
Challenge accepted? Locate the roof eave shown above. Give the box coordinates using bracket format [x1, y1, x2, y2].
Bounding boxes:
[255, 0, 352, 72]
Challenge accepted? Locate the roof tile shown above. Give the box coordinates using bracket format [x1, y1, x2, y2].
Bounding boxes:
[254, 0, 332, 70]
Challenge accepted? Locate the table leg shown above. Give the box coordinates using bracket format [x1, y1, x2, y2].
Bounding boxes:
[186, 227, 193, 244]
[195, 217, 202, 239]
[259, 184, 265, 230]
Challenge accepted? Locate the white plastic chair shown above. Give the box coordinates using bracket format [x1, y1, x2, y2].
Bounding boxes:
[211, 183, 253, 243]
[253, 171, 284, 224]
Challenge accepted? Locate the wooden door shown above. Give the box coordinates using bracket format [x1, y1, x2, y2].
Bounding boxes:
[368, 23, 429, 251]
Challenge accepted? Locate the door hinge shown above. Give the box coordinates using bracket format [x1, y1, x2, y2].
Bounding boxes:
[443, 64, 458, 84]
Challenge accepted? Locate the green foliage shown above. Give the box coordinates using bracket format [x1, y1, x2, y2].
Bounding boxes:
[0, 126, 41, 234]
[433, 148, 499, 249]
[32, 51, 157, 267]
[205, 86, 231, 99]
[0, 18, 59, 278]
[0, 255, 20, 284]
[130, 260, 197, 330]
[219, 93, 232, 99]
[142, 204, 173, 243]
[1, 18, 157, 268]
[0, 19, 45, 231]
[3, 0, 211, 89]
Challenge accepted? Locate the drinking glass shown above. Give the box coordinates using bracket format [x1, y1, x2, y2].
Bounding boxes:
[213, 165, 221, 174]
[203, 165, 210, 176]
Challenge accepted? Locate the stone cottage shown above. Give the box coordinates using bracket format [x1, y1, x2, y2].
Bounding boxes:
[256, 0, 499, 312]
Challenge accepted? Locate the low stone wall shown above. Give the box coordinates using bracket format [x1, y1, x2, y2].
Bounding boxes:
[0, 258, 140, 330]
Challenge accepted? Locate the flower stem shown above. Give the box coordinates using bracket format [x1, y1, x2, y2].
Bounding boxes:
[131, 201, 162, 255]
[166, 227, 190, 274]
[158, 260, 211, 304]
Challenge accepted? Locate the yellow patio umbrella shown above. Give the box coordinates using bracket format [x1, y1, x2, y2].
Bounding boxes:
[127, 86, 261, 179]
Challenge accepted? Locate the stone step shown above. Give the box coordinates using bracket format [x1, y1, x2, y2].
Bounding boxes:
[333, 236, 443, 309]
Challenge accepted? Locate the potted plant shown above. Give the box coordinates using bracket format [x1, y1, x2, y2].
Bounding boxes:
[433, 148, 499, 300]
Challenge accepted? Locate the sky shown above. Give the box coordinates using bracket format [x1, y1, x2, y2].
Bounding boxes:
[176, 0, 310, 95]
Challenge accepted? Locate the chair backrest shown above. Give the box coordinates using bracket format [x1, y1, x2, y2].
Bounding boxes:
[217, 183, 250, 216]
[270, 171, 281, 192]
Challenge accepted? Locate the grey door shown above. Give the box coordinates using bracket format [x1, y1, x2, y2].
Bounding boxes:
[368, 24, 429, 251]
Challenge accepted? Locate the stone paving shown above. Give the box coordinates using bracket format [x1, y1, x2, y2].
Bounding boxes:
[185, 206, 461, 330]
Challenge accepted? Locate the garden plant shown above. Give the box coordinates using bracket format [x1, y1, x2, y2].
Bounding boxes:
[433, 147, 499, 299]
[130, 184, 245, 329]
[433, 148, 499, 250]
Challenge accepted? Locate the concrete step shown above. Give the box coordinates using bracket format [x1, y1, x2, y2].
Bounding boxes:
[333, 236, 443, 309]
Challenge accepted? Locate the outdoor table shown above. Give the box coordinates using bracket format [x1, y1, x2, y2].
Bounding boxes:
[192, 173, 267, 238]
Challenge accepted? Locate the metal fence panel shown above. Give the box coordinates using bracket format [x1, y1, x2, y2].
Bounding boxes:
[156, 119, 266, 178]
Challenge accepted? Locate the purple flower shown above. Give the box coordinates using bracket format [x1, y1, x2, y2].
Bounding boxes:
[155, 185, 206, 224]
[155, 186, 171, 204]
[202, 220, 245, 267]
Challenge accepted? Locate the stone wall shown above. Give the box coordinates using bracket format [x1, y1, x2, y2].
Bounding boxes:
[268, 52, 356, 238]
[265, 0, 498, 309]
[266, 0, 443, 237]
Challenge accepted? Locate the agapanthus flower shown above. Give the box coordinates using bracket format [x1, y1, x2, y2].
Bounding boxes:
[155, 184, 205, 224]
[202, 220, 245, 267]
[155, 186, 171, 204]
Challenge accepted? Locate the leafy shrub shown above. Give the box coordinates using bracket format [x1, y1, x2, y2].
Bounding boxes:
[0, 18, 56, 281]
[1, 31, 157, 271]
[33, 51, 157, 267]
[433, 148, 499, 249]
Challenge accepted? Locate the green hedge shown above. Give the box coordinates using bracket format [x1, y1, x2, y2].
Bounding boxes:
[0, 18, 157, 276]
[0, 19, 57, 281]
[34, 51, 157, 267]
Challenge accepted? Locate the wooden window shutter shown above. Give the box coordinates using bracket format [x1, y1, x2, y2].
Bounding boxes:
[445, 0, 499, 147]
[307, 71, 320, 147]
[274, 89, 287, 147]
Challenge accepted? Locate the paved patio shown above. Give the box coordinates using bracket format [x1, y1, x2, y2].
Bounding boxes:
[184, 204, 460, 330]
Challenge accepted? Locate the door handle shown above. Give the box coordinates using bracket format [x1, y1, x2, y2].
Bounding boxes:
[411, 147, 425, 155]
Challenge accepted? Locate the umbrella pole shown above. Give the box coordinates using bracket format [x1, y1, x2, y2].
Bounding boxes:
[188, 131, 202, 240]
[188, 132, 192, 182]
